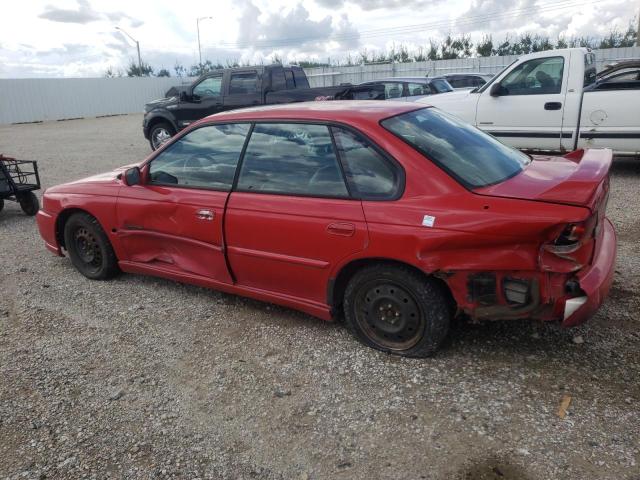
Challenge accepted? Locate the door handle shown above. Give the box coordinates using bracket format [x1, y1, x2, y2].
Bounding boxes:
[195, 209, 215, 221]
[327, 222, 355, 237]
[544, 102, 562, 110]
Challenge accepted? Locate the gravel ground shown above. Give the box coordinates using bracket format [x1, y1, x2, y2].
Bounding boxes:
[0, 114, 638, 480]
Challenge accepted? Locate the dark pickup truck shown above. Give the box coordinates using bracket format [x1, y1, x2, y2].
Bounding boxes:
[143, 64, 384, 149]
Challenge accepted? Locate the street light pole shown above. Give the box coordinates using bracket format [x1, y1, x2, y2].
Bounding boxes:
[197, 17, 213, 67]
[116, 26, 142, 74]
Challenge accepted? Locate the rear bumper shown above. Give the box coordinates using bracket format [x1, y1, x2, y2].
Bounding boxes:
[36, 209, 63, 256]
[561, 217, 616, 327]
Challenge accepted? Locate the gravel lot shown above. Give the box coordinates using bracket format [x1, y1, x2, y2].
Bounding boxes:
[0, 114, 638, 480]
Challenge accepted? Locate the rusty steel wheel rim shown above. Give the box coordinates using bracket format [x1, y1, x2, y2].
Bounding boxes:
[73, 227, 102, 270]
[354, 280, 425, 351]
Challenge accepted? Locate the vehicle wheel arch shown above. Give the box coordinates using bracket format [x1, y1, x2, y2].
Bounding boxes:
[329, 257, 455, 318]
[55, 207, 99, 249]
[147, 114, 177, 135]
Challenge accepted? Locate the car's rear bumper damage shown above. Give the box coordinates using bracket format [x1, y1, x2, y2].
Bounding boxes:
[441, 218, 616, 327]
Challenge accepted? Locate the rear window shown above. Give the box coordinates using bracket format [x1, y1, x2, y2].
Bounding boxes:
[381, 108, 530, 188]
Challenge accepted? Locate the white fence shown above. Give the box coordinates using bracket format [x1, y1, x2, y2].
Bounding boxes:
[305, 46, 640, 87]
[0, 77, 192, 125]
[1, 47, 638, 124]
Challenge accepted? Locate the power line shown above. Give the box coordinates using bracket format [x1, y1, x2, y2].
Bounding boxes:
[209, 0, 599, 50]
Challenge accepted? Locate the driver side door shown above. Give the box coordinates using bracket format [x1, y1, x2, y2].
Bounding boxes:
[175, 74, 224, 128]
[116, 123, 250, 283]
[476, 55, 568, 150]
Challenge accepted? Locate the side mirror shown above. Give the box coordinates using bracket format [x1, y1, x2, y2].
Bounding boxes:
[180, 91, 190, 102]
[123, 167, 141, 186]
[490, 83, 503, 97]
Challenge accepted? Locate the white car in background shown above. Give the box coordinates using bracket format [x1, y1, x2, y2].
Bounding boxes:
[419, 48, 640, 156]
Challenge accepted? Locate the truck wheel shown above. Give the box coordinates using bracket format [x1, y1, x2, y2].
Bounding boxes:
[343, 264, 451, 358]
[63, 212, 119, 280]
[149, 122, 175, 150]
[18, 192, 39, 216]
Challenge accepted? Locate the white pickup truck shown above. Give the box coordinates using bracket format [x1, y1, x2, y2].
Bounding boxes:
[418, 48, 640, 156]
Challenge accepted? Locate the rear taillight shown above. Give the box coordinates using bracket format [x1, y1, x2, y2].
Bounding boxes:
[540, 218, 596, 272]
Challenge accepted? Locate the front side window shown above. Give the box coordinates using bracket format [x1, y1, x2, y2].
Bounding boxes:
[229, 71, 258, 94]
[381, 108, 530, 188]
[237, 123, 348, 197]
[500, 56, 564, 95]
[406, 82, 428, 96]
[193, 76, 222, 97]
[149, 124, 250, 190]
[332, 127, 400, 199]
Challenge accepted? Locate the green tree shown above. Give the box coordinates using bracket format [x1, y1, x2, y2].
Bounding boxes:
[173, 63, 187, 77]
[126, 61, 153, 77]
[156, 69, 170, 77]
[476, 35, 493, 57]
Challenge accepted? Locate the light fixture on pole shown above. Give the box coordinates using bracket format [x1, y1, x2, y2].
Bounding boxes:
[116, 26, 142, 74]
[197, 16, 213, 66]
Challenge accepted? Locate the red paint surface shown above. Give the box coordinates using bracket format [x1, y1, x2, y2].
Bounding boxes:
[36, 101, 617, 326]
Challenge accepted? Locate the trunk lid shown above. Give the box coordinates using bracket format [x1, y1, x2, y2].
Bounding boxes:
[474, 148, 612, 210]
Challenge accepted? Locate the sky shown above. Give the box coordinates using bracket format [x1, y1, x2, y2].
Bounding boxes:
[0, 0, 636, 78]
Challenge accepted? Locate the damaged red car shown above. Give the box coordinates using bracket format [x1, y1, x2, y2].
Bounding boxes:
[36, 102, 616, 357]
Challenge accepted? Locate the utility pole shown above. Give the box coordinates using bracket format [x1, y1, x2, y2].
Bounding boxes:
[197, 17, 213, 67]
[116, 27, 142, 74]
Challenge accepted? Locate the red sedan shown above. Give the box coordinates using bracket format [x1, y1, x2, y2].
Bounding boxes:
[36, 102, 616, 357]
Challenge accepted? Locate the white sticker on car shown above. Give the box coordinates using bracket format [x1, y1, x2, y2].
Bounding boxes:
[422, 215, 436, 228]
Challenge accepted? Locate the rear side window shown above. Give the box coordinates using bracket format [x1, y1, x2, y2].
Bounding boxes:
[229, 71, 258, 94]
[237, 123, 348, 197]
[584, 53, 597, 87]
[149, 124, 250, 190]
[406, 82, 428, 96]
[292, 67, 310, 88]
[284, 70, 296, 89]
[382, 108, 530, 188]
[271, 68, 286, 91]
[332, 127, 400, 199]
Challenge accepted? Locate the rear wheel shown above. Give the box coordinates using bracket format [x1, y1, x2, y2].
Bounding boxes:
[343, 264, 450, 357]
[18, 191, 39, 216]
[149, 122, 175, 150]
[63, 212, 119, 280]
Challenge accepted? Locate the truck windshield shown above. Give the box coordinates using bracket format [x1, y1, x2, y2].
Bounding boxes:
[381, 108, 531, 188]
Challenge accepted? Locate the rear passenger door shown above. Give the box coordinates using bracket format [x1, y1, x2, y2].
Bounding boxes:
[224, 123, 368, 306]
[223, 69, 262, 111]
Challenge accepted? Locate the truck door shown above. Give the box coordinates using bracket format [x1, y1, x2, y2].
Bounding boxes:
[222, 69, 262, 111]
[175, 74, 223, 128]
[475, 54, 569, 151]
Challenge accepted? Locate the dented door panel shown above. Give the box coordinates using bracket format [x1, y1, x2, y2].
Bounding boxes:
[116, 184, 232, 283]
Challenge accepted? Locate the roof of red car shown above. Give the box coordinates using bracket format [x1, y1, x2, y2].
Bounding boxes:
[202, 100, 425, 124]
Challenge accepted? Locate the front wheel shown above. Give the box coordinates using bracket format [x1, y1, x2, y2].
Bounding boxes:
[18, 191, 39, 216]
[149, 122, 175, 150]
[343, 265, 451, 358]
[63, 212, 119, 280]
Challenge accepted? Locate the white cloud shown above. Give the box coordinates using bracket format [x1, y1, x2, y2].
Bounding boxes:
[0, 0, 636, 78]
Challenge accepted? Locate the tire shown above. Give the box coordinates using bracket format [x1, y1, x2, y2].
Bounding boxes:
[0, 198, 4, 213]
[63, 212, 119, 280]
[149, 122, 175, 150]
[18, 191, 39, 216]
[343, 264, 451, 358]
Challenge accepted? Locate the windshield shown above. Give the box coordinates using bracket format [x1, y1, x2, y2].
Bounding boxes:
[430, 79, 454, 93]
[381, 108, 531, 188]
